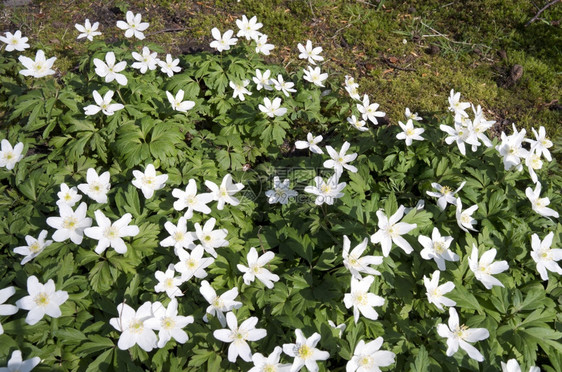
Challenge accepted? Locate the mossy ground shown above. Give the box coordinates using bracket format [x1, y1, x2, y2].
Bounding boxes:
[1, 0, 561, 139]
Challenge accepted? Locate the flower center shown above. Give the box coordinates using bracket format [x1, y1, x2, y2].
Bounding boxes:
[104, 226, 119, 240]
[34, 292, 50, 306]
[535, 198, 546, 208]
[164, 278, 174, 288]
[129, 319, 144, 334]
[64, 193, 72, 201]
[353, 291, 368, 306]
[174, 231, 185, 242]
[251, 264, 262, 275]
[296, 344, 312, 359]
[204, 235, 212, 242]
[4, 152, 14, 160]
[162, 316, 176, 330]
[142, 175, 155, 186]
[320, 184, 331, 194]
[263, 365, 276, 372]
[29, 242, 41, 253]
[434, 241, 445, 254]
[406, 128, 415, 136]
[212, 297, 224, 309]
[62, 216, 78, 230]
[440, 186, 452, 195]
[186, 258, 197, 269]
[461, 213, 472, 224]
[359, 355, 373, 368]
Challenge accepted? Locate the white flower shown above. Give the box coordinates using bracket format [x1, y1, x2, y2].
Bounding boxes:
[160, 217, 195, 254]
[77, 168, 110, 203]
[205, 174, 245, 211]
[75, 19, 101, 41]
[18, 50, 56, 78]
[13, 230, 52, 265]
[193, 217, 229, 258]
[259, 97, 287, 118]
[525, 150, 543, 184]
[437, 307, 489, 362]
[495, 125, 529, 171]
[304, 173, 346, 206]
[265, 177, 298, 205]
[271, 75, 296, 96]
[154, 264, 185, 299]
[468, 244, 509, 289]
[405, 107, 422, 121]
[166, 89, 195, 112]
[213, 311, 267, 362]
[297, 40, 324, 65]
[525, 182, 559, 218]
[303, 66, 328, 87]
[295, 133, 323, 154]
[210, 28, 238, 52]
[501, 359, 540, 372]
[174, 245, 214, 281]
[426, 181, 466, 211]
[370, 205, 417, 257]
[93, 52, 127, 86]
[423, 270, 456, 310]
[109, 302, 157, 352]
[526, 126, 552, 162]
[15, 275, 68, 325]
[131, 46, 158, 73]
[250, 346, 292, 372]
[56, 183, 82, 208]
[159, 54, 181, 77]
[172, 179, 213, 219]
[230, 80, 252, 101]
[0, 350, 40, 372]
[448, 89, 470, 118]
[282, 329, 330, 372]
[236, 15, 263, 40]
[255, 34, 274, 55]
[116, 11, 149, 40]
[0, 30, 29, 52]
[455, 198, 478, 232]
[83, 90, 124, 116]
[471, 105, 494, 148]
[237, 247, 280, 288]
[131, 163, 168, 199]
[347, 337, 396, 372]
[0, 139, 24, 170]
[145, 299, 194, 348]
[344, 75, 360, 101]
[396, 119, 424, 146]
[46, 202, 92, 244]
[440, 122, 479, 156]
[342, 236, 382, 279]
[84, 211, 139, 255]
[530, 232, 562, 281]
[200, 280, 242, 326]
[327, 320, 346, 338]
[323, 141, 357, 176]
[253, 69, 273, 91]
[357, 95, 385, 125]
[343, 275, 385, 323]
[418, 227, 458, 270]
[347, 115, 368, 132]
[0, 287, 18, 335]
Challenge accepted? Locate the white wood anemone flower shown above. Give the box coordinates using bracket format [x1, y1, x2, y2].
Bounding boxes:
[297, 40, 324, 65]
[304, 173, 346, 206]
[145, 299, 194, 349]
[0, 286, 18, 335]
[236, 15, 263, 40]
[83, 90, 124, 116]
[230, 80, 252, 101]
[423, 270, 456, 311]
[501, 359, 540, 372]
[259, 97, 287, 118]
[131, 163, 168, 199]
[0, 30, 30, 52]
[426, 181, 466, 211]
[396, 119, 425, 146]
[193, 217, 229, 258]
[343, 275, 385, 324]
[84, 211, 139, 255]
[530, 232, 562, 281]
[131, 46, 158, 73]
[525, 181, 559, 219]
[174, 245, 214, 281]
[253, 69, 273, 91]
[346, 337, 396, 372]
[437, 307, 489, 362]
[418, 227, 458, 270]
[56, 183, 82, 208]
[213, 311, 267, 362]
[159, 54, 181, 77]
[77, 168, 111, 204]
[18, 50, 56, 78]
[0, 350, 40, 372]
[265, 176, 298, 205]
[116, 11, 149, 40]
[0, 139, 24, 170]
[237, 247, 280, 288]
[468, 244, 509, 290]
[205, 174, 245, 210]
[172, 179, 214, 219]
[13, 230, 52, 265]
[370, 205, 417, 257]
[166, 89, 195, 112]
[271, 74, 296, 96]
[295, 133, 323, 154]
[324, 141, 358, 176]
[255, 34, 274, 55]
[282, 329, 330, 372]
[93, 51, 127, 86]
[357, 94, 385, 125]
[455, 197, 478, 232]
[303, 66, 328, 87]
[75, 19, 101, 41]
[200, 280, 242, 327]
[46, 202, 92, 244]
[109, 302, 157, 352]
[210, 28, 238, 52]
[15, 275, 68, 326]
[342, 235, 382, 279]
[249, 346, 292, 372]
[154, 264, 185, 299]
[160, 217, 195, 254]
